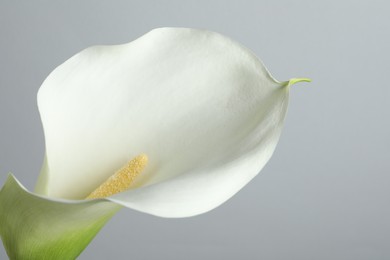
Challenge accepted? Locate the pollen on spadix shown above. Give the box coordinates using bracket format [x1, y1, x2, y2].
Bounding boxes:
[86, 154, 148, 199]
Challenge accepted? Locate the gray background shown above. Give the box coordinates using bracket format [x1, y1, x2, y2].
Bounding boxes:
[0, 0, 389, 259]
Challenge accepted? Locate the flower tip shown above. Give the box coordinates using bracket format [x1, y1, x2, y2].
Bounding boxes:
[280, 78, 311, 87]
[5, 173, 17, 185]
[287, 77, 312, 87]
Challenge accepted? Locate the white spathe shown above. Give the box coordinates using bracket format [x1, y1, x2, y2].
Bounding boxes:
[33, 27, 295, 218]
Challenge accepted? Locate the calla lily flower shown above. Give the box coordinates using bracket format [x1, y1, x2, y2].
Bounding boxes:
[0, 28, 310, 259]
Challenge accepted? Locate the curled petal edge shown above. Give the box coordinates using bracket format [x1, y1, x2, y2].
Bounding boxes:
[0, 174, 121, 260]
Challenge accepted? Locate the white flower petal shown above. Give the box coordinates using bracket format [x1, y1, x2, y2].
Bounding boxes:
[36, 27, 301, 216]
[107, 92, 288, 218]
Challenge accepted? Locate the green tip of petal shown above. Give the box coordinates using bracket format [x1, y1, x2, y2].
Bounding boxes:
[281, 78, 312, 87]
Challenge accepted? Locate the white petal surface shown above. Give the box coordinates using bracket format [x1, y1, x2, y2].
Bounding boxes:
[108, 88, 289, 217]
[37, 27, 291, 216]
